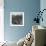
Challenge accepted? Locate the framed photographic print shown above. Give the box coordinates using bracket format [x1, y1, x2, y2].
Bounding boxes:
[10, 12, 24, 26]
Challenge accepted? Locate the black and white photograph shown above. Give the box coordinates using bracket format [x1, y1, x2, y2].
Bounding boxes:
[10, 12, 24, 26]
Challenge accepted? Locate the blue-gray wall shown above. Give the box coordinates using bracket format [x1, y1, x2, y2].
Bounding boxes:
[40, 0, 46, 27]
[4, 0, 40, 42]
